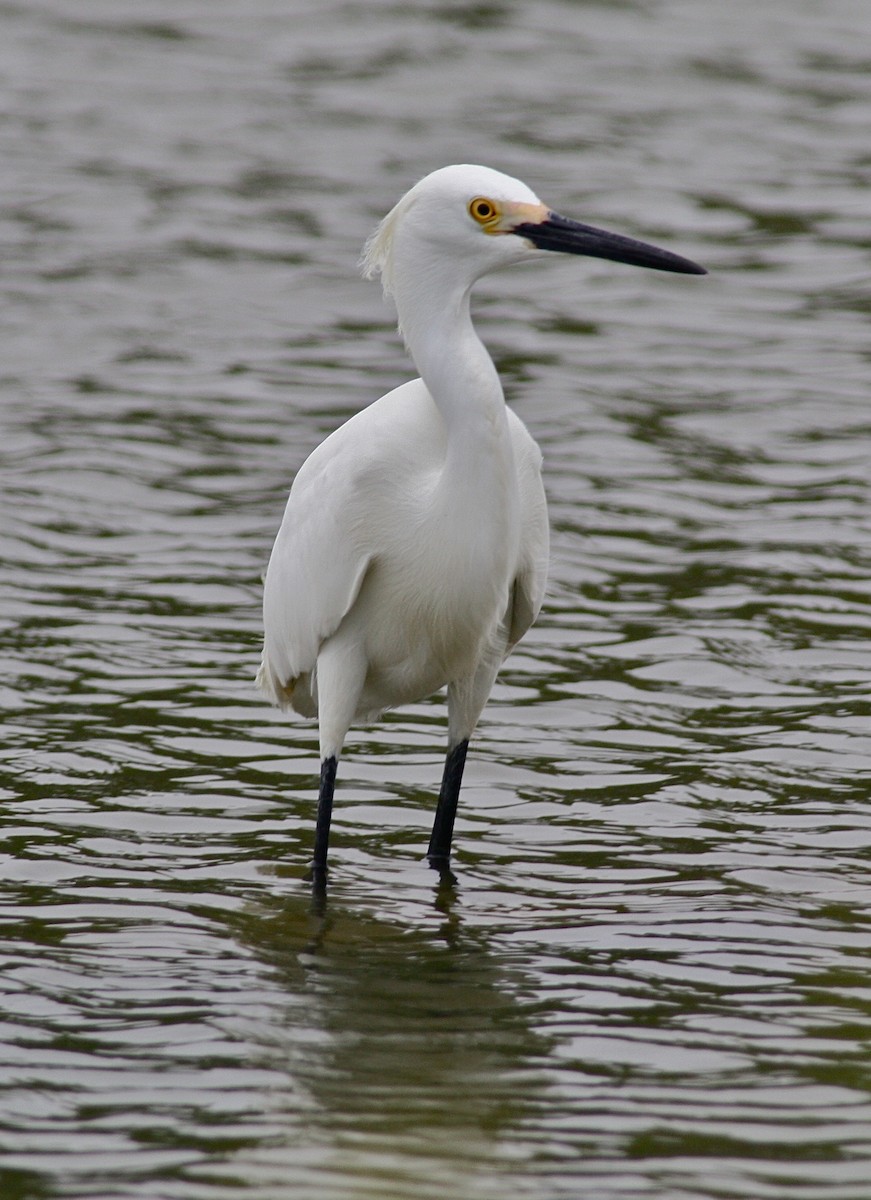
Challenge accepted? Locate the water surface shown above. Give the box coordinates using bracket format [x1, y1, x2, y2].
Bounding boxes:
[2, 1, 870, 1197]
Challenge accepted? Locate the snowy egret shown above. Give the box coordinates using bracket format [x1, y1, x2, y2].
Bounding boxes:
[257, 163, 705, 879]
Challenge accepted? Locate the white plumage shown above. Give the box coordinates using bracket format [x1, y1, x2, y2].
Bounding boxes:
[257, 164, 705, 880]
[258, 375, 547, 726]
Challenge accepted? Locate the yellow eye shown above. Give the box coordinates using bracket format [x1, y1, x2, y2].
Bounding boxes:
[468, 197, 499, 226]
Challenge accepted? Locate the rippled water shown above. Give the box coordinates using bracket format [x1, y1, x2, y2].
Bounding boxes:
[2, 1, 871, 1197]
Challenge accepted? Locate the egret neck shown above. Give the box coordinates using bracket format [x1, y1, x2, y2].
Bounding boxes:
[391, 264, 520, 563]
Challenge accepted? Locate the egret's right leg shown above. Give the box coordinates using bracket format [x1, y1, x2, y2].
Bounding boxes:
[310, 635, 366, 877]
[427, 737, 469, 867]
[312, 755, 338, 874]
[427, 646, 504, 869]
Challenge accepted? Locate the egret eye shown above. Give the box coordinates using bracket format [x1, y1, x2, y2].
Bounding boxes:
[469, 197, 499, 226]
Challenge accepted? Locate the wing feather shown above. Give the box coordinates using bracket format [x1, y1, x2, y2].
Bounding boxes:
[257, 379, 441, 710]
[505, 409, 549, 648]
[256, 436, 374, 709]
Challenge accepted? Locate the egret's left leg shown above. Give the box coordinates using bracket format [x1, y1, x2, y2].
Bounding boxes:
[310, 633, 366, 878]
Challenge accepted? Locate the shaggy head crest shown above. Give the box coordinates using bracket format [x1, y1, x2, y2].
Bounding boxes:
[359, 191, 417, 298]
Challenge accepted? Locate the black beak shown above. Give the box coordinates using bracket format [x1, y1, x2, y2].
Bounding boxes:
[513, 211, 707, 276]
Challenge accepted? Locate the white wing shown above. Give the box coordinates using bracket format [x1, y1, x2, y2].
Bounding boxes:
[505, 408, 549, 648]
[257, 458, 370, 711]
[443, 408, 548, 746]
[256, 379, 444, 710]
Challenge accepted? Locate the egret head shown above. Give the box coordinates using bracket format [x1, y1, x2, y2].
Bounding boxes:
[361, 163, 706, 300]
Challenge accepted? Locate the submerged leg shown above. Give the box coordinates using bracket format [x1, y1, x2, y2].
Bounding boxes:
[309, 632, 366, 881]
[311, 755, 338, 876]
[427, 738, 469, 867]
[427, 641, 507, 869]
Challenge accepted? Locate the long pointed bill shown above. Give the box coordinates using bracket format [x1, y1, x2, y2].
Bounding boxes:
[512, 210, 707, 275]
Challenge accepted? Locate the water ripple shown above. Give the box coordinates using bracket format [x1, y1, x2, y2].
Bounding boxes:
[2, 1, 871, 1197]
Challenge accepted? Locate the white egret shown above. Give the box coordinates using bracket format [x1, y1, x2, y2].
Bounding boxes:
[257, 164, 705, 879]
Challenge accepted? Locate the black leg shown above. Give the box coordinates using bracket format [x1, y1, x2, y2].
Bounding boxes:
[311, 755, 337, 878]
[427, 738, 469, 868]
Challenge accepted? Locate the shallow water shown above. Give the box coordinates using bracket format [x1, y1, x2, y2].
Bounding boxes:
[2, 1, 871, 1197]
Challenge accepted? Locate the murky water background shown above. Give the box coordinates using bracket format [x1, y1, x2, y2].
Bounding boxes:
[2, 1, 870, 1197]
